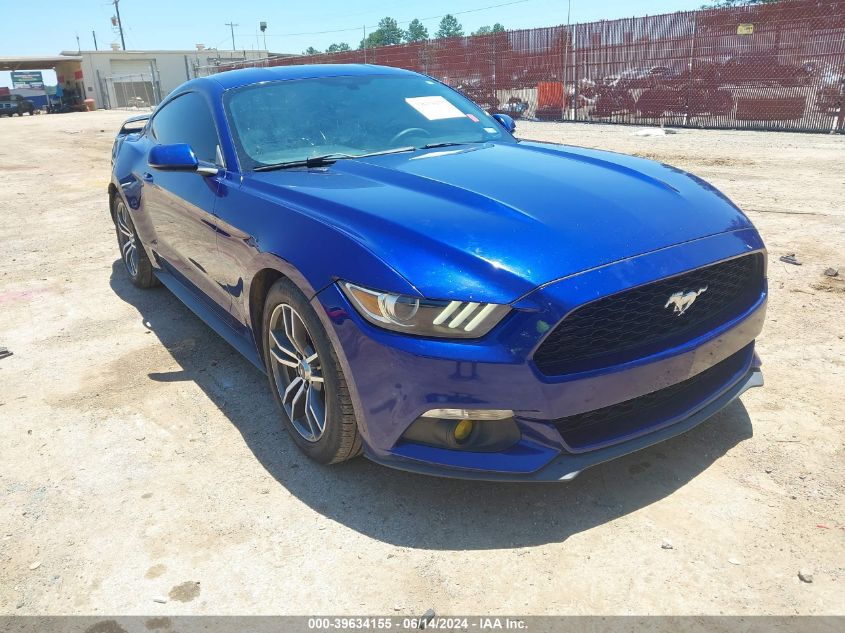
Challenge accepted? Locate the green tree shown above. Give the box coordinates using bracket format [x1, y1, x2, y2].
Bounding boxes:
[435, 14, 464, 39]
[359, 33, 380, 49]
[405, 19, 429, 42]
[326, 42, 351, 52]
[377, 16, 404, 45]
[303, 46, 321, 55]
[359, 16, 404, 49]
[472, 24, 505, 36]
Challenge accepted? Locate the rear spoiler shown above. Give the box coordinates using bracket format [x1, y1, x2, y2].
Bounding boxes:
[118, 113, 151, 136]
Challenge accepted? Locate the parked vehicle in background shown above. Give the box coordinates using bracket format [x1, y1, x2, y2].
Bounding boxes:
[637, 85, 734, 118]
[109, 64, 767, 481]
[593, 76, 637, 117]
[496, 96, 529, 119]
[615, 66, 675, 88]
[455, 80, 499, 112]
[0, 94, 35, 116]
[722, 51, 814, 87]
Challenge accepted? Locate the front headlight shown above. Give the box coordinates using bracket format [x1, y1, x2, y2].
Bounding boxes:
[339, 282, 510, 338]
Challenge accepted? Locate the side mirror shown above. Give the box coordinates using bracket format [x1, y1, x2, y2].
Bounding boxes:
[149, 143, 219, 176]
[149, 143, 198, 171]
[492, 113, 516, 134]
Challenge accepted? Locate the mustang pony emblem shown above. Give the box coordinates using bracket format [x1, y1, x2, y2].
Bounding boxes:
[664, 286, 708, 316]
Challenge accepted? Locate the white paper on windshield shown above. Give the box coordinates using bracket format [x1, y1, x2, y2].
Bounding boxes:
[405, 96, 465, 120]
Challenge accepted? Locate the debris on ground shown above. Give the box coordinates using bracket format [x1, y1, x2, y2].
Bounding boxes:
[0, 347, 12, 360]
[728, 557, 743, 566]
[779, 253, 802, 266]
[798, 570, 814, 583]
[661, 539, 674, 550]
[823, 267, 839, 277]
[634, 127, 677, 137]
[420, 610, 436, 629]
[152, 596, 168, 604]
[28, 561, 41, 570]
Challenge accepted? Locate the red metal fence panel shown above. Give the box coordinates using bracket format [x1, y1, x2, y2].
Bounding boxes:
[212, 0, 845, 133]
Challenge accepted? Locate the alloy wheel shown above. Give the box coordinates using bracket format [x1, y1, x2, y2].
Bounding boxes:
[115, 202, 139, 278]
[268, 303, 327, 442]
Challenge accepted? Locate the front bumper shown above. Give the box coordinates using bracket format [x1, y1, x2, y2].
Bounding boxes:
[366, 366, 763, 481]
[313, 229, 767, 481]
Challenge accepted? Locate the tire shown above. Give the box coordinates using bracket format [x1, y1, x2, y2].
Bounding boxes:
[113, 197, 157, 288]
[262, 279, 361, 464]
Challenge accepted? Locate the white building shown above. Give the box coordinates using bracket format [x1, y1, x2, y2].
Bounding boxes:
[58, 46, 288, 109]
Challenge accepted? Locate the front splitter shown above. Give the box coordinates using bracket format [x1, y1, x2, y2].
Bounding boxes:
[363, 368, 763, 482]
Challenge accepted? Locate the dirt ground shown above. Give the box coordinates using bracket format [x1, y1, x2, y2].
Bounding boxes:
[0, 111, 843, 616]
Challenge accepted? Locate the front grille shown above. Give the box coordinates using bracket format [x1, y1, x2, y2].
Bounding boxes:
[553, 345, 752, 451]
[533, 254, 763, 375]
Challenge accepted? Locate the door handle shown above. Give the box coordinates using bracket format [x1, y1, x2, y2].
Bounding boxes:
[142, 172, 154, 182]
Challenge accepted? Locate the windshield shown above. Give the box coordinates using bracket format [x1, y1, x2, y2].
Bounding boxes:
[224, 74, 515, 170]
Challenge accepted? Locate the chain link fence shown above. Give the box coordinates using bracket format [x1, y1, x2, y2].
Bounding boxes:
[212, 0, 845, 133]
[99, 72, 162, 110]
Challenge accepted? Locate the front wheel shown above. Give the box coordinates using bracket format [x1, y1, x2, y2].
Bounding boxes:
[262, 279, 361, 464]
[113, 198, 157, 288]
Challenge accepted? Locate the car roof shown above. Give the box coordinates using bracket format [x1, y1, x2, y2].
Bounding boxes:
[204, 63, 419, 91]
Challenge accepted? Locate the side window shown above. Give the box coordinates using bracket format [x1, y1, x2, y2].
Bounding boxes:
[150, 92, 219, 164]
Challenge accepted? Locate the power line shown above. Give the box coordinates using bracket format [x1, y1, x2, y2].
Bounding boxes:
[237, 0, 533, 39]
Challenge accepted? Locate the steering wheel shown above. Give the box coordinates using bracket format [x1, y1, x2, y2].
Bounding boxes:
[389, 127, 431, 146]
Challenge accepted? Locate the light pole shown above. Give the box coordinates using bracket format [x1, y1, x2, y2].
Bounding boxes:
[260, 21, 268, 53]
[225, 22, 239, 50]
[113, 0, 126, 50]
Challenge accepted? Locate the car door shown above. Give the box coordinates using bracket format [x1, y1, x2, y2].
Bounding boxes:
[142, 91, 231, 316]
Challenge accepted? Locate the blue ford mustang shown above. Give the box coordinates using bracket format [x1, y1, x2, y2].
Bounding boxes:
[109, 64, 767, 481]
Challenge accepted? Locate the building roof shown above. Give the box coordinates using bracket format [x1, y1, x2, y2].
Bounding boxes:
[0, 56, 81, 71]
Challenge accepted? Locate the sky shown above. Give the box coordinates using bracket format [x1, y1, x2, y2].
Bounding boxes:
[0, 0, 705, 87]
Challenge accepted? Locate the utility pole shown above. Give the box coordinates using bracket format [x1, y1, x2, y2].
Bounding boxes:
[225, 22, 239, 50]
[76, 33, 81, 54]
[92, 30, 98, 50]
[113, 0, 126, 50]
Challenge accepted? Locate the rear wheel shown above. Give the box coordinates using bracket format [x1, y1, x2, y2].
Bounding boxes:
[262, 279, 361, 464]
[113, 198, 157, 288]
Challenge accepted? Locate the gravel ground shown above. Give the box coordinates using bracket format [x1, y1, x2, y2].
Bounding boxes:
[0, 111, 843, 616]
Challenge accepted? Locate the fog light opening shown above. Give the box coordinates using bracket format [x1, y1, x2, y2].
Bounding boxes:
[453, 419, 474, 444]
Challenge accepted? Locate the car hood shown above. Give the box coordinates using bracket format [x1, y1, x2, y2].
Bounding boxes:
[250, 141, 753, 304]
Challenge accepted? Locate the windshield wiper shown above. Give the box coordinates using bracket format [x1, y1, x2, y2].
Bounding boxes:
[421, 141, 485, 150]
[254, 146, 416, 172]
